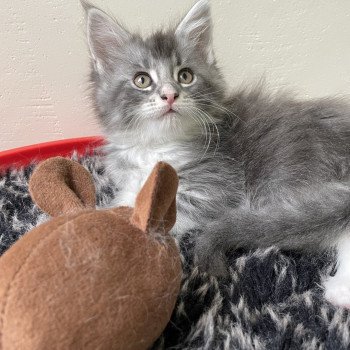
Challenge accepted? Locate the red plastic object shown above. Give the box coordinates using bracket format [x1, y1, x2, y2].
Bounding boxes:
[0, 136, 105, 171]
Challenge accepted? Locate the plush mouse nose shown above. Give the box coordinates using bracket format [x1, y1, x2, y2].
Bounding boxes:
[161, 93, 179, 105]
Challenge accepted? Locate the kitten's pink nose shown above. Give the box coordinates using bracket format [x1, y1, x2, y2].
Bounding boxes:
[161, 92, 179, 106]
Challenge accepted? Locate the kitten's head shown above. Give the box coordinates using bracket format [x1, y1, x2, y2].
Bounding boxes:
[84, 0, 226, 144]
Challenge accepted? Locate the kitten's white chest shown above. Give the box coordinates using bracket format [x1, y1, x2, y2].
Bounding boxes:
[118, 172, 147, 207]
[108, 142, 186, 207]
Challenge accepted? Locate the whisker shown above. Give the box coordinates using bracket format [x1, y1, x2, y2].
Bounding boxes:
[194, 100, 242, 122]
[190, 104, 221, 154]
[185, 105, 218, 159]
[189, 86, 227, 98]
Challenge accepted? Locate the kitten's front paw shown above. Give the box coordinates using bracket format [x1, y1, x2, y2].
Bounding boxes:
[323, 275, 350, 309]
[194, 235, 229, 278]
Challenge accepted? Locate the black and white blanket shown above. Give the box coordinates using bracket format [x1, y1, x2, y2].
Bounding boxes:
[0, 154, 349, 350]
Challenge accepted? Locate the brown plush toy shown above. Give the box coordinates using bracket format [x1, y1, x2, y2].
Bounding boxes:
[0, 157, 182, 350]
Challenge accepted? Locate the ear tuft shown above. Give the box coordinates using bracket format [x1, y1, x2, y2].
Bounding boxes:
[131, 162, 179, 235]
[83, 3, 130, 74]
[80, 0, 93, 12]
[175, 0, 214, 64]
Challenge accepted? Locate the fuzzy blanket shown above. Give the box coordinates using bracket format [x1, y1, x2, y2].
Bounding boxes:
[1, 154, 349, 350]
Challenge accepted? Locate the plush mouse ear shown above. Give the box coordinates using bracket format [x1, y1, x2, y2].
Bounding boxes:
[131, 162, 179, 234]
[29, 157, 96, 217]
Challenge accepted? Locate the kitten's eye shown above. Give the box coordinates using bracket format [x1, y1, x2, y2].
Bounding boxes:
[134, 73, 152, 89]
[178, 68, 194, 85]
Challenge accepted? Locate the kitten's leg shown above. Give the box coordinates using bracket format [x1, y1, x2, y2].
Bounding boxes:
[194, 182, 350, 278]
[323, 235, 350, 308]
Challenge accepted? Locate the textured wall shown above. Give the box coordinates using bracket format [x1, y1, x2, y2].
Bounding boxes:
[1, 0, 350, 150]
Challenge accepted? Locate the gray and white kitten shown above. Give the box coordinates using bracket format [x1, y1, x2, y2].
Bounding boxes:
[84, 0, 350, 308]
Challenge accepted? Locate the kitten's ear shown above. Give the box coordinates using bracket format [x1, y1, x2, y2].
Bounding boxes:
[175, 0, 214, 64]
[82, 1, 131, 74]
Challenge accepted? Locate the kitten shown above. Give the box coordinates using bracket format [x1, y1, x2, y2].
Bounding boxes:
[83, 0, 350, 308]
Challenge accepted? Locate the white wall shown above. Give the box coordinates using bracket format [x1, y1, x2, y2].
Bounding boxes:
[1, 0, 350, 150]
